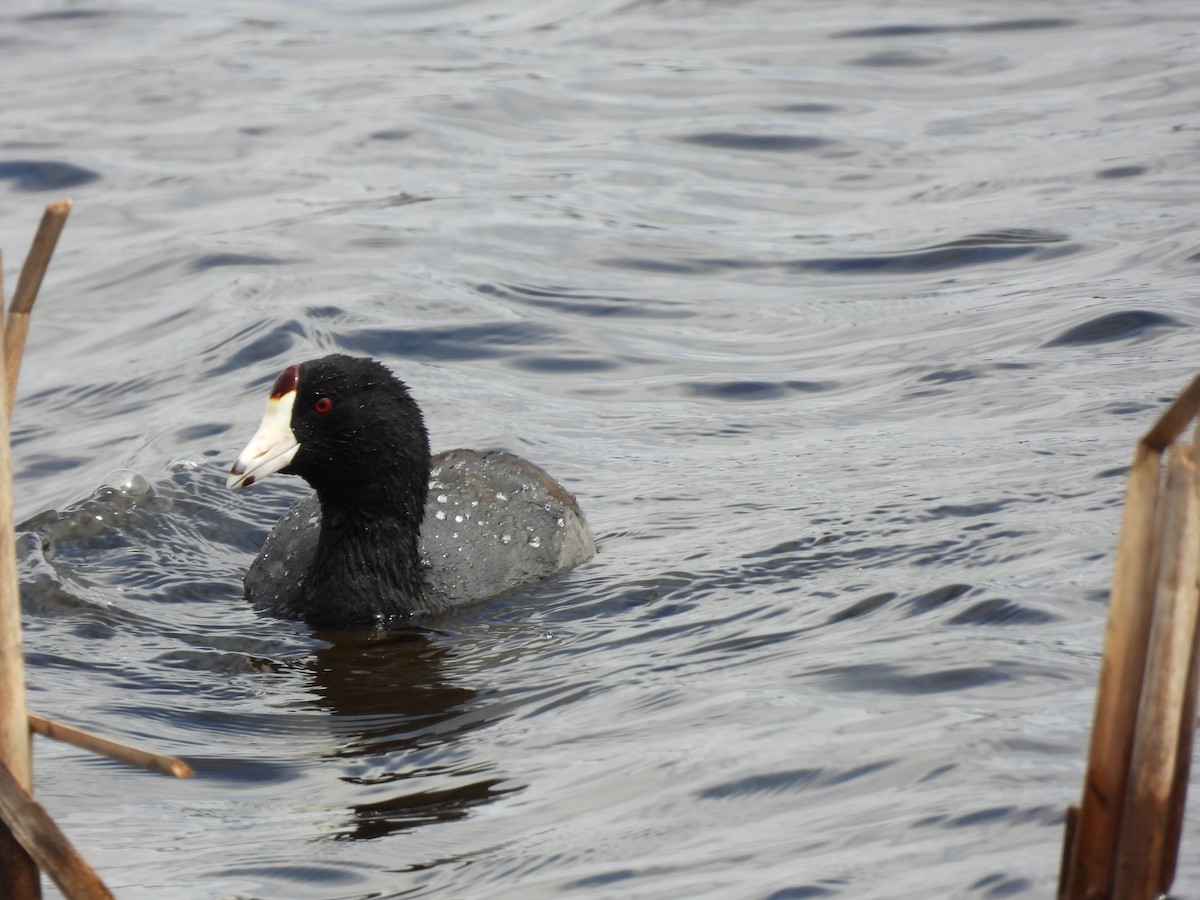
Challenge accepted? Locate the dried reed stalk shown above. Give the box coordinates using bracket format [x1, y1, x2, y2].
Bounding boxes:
[1062, 375, 1200, 899]
[27, 714, 192, 779]
[1064, 441, 1161, 898]
[1158, 429, 1200, 889]
[4, 199, 71, 418]
[1144, 374, 1200, 453]
[0, 234, 39, 897]
[1160, 574, 1200, 891]
[0, 759, 112, 900]
[1114, 446, 1200, 894]
[0, 201, 196, 898]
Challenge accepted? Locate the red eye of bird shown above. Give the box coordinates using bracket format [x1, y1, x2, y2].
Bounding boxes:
[313, 397, 333, 414]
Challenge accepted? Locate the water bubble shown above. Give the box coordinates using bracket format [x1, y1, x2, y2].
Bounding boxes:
[102, 469, 152, 499]
[167, 454, 203, 473]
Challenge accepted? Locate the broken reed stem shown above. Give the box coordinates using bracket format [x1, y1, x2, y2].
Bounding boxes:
[1152, 431, 1200, 890]
[28, 715, 193, 780]
[1143, 373, 1200, 452]
[0, 199, 72, 898]
[0, 202, 193, 899]
[0, 760, 112, 900]
[1164, 422, 1200, 888]
[5, 199, 71, 418]
[1057, 805, 1080, 896]
[0, 304, 40, 896]
[1160, 567, 1200, 891]
[1065, 441, 1162, 898]
[1130, 383, 1200, 897]
[1114, 446, 1200, 895]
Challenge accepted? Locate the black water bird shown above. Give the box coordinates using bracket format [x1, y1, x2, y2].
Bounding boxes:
[227, 354, 595, 628]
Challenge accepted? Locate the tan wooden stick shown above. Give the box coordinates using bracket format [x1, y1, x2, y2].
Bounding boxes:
[0, 759, 112, 899]
[5, 199, 71, 417]
[1162, 424, 1200, 888]
[28, 714, 192, 779]
[1065, 441, 1162, 897]
[1159, 571, 1200, 891]
[0, 264, 38, 895]
[1114, 446, 1200, 894]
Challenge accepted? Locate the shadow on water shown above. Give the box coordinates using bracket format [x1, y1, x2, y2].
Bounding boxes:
[303, 629, 517, 842]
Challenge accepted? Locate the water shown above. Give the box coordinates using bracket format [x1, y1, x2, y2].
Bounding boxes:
[2, 1, 1199, 896]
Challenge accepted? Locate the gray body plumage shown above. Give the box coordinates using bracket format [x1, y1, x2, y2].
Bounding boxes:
[245, 448, 595, 623]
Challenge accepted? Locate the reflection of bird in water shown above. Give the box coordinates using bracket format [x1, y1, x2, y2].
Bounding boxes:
[306, 629, 518, 841]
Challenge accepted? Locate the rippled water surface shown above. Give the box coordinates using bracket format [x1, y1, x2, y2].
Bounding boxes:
[3, 1, 1200, 897]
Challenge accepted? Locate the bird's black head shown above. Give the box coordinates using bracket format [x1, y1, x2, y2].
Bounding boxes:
[229, 354, 432, 512]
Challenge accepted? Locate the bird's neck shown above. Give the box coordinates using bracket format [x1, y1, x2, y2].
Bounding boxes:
[300, 481, 429, 627]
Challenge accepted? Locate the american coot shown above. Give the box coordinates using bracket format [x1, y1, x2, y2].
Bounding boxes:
[227, 354, 595, 628]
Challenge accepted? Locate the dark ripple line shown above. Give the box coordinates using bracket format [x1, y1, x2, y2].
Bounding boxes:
[698, 758, 896, 800]
[679, 132, 833, 152]
[793, 243, 1051, 275]
[0, 159, 100, 191]
[833, 18, 1075, 39]
[816, 662, 1008, 694]
[485, 282, 693, 320]
[340, 321, 561, 362]
[600, 229, 1076, 278]
[192, 252, 288, 271]
[1045, 309, 1183, 347]
[697, 767, 821, 799]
